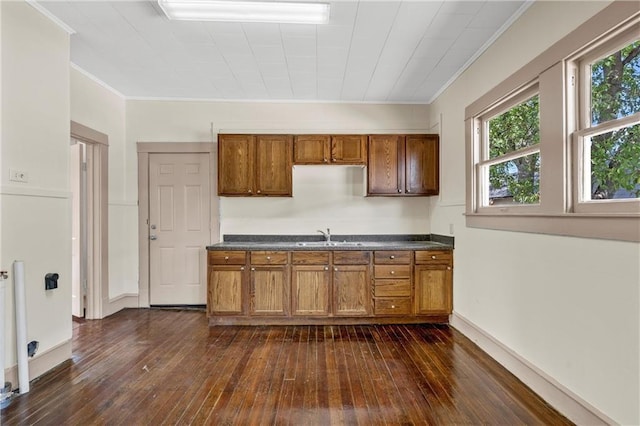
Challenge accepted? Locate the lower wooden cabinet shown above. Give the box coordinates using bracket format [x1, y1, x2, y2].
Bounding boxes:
[291, 265, 331, 316]
[207, 247, 452, 323]
[207, 266, 245, 315]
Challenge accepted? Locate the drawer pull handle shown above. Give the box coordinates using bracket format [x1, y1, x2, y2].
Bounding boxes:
[431, 255, 436, 259]
[390, 255, 395, 259]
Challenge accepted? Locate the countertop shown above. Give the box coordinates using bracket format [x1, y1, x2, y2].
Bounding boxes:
[206, 234, 454, 251]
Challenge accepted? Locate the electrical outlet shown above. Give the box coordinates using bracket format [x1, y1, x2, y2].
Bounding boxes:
[449, 223, 454, 235]
[9, 169, 28, 183]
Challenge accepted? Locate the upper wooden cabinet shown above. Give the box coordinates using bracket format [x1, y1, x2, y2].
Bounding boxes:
[367, 134, 439, 196]
[294, 135, 367, 165]
[218, 134, 293, 196]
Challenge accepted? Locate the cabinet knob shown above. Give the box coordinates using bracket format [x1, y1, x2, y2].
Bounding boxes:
[266, 256, 271, 260]
[431, 255, 436, 259]
[331, 158, 336, 162]
[251, 267, 255, 271]
[390, 255, 395, 259]
[406, 189, 410, 193]
[334, 267, 338, 272]
[224, 256, 229, 260]
[397, 189, 402, 193]
[248, 189, 252, 193]
[447, 266, 452, 270]
[324, 266, 329, 271]
[391, 305, 396, 309]
[240, 267, 245, 271]
[390, 271, 395, 275]
[323, 158, 328, 163]
[257, 190, 261, 194]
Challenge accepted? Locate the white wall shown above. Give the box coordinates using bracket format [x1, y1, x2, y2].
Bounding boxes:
[1, 1, 71, 380]
[70, 68, 134, 299]
[429, 1, 639, 424]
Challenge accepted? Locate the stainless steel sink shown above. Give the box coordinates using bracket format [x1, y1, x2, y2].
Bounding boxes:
[295, 241, 364, 247]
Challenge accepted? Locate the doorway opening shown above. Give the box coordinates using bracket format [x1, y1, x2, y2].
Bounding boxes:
[70, 121, 109, 320]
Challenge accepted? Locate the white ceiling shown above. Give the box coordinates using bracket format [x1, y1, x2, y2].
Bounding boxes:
[36, 0, 528, 103]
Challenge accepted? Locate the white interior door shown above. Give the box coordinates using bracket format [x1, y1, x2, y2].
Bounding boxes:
[70, 141, 86, 317]
[149, 153, 211, 305]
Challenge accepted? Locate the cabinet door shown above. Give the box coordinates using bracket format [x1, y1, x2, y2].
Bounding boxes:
[218, 134, 255, 196]
[333, 265, 370, 316]
[291, 265, 330, 316]
[414, 265, 452, 315]
[250, 266, 289, 316]
[208, 266, 245, 315]
[294, 135, 330, 164]
[367, 135, 403, 195]
[255, 135, 293, 196]
[405, 135, 439, 195]
[331, 135, 367, 164]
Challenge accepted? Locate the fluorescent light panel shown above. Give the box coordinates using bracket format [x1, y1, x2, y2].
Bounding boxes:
[158, 0, 330, 24]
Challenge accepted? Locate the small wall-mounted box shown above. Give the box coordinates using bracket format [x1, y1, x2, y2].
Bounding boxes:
[45, 273, 59, 290]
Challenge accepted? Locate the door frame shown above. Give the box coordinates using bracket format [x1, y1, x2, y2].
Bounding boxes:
[71, 121, 109, 319]
[137, 142, 217, 308]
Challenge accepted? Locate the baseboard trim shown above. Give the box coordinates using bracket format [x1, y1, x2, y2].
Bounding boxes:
[105, 293, 139, 317]
[450, 312, 615, 425]
[3, 339, 72, 391]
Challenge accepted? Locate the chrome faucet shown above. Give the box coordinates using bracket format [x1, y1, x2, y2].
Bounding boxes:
[317, 228, 331, 242]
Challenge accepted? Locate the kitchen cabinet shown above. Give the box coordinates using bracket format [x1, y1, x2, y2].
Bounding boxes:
[414, 250, 453, 315]
[373, 251, 412, 316]
[218, 134, 293, 196]
[207, 251, 246, 316]
[367, 134, 439, 196]
[207, 246, 452, 324]
[333, 251, 370, 316]
[249, 251, 289, 316]
[293, 135, 367, 165]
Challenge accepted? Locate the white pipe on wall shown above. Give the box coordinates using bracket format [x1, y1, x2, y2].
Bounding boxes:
[0, 275, 5, 389]
[13, 261, 29, 394]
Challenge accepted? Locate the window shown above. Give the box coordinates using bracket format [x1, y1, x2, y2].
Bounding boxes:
[477, 88, 540, 209]
[573, 31, 640, 213]
[465, 3, 639, 242]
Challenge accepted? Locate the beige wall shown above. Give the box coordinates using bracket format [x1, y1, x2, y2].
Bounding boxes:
[126, 100, 433, 239]
[70, 68, 135, 299]
[1, 1, 71, 379]
[429, 1, 639, 424]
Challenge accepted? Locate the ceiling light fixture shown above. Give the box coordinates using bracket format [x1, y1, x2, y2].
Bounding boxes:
[158, 0, 330, 24]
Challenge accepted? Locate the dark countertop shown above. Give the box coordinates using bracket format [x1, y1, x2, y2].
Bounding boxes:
[207, 234, 454, 251]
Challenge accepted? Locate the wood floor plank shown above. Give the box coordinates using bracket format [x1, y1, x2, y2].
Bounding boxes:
[0, 310, 574, 426]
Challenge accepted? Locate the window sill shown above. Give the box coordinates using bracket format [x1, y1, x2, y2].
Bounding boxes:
[465, 212, 640, 242]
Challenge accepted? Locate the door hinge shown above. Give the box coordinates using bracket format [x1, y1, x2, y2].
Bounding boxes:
[82, 162, 87, 172]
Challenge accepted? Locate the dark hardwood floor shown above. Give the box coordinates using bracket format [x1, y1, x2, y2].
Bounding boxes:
[1, 309, 572, 425]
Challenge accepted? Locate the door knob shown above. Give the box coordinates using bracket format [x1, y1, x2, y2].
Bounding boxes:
[150, 224, 156, 230]
[150, 235, 157, 240]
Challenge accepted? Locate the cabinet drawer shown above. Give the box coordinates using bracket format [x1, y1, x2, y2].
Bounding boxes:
[250, 251, 288, 265]
[374, 298, 411, 315]
[333, 251, 370, 265]
[291, 251, 330, 265]
[374, 265, 411, 279]
[374, 251, 411, 264]
[208, 251, 247, 265]
[374, 280, 411, 297]
[415, 250, 452, 266]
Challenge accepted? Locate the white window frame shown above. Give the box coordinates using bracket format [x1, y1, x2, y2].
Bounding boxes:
[464, 2, 640, 242]
[474, 84, 541, 215]
[570, 27, 640, 214]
